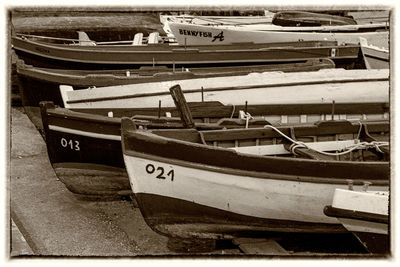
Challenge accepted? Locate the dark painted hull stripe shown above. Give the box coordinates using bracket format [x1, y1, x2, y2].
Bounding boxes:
[324, 205, 389, 224]
[364, 54, 390, 62]
[135, 193, 346, 235]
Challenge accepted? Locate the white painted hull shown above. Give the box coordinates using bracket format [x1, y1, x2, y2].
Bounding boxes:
[330, 188, 389, 235]
[62, 69, 389, 109]
[123, 154, 388, 227]
[168, 22, 389, 49]
[338, 218, 387, 235]
[161, 14, 274, 38]
[361, 45, 389, 69]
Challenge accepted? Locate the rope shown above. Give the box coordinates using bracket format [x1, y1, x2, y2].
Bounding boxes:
[243, 112, 254, 129]
[239, 110, 254, 128]
[355, 120, 362, 140]
[229, 104, 235, 119]
[263, 124, 389, 156]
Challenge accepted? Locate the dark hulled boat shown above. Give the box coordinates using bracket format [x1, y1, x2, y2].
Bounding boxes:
[11, 34, 360, 70]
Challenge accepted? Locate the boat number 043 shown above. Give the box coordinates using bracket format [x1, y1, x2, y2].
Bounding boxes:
[60, 137, 80, 151]
[145, 164, 174, 181]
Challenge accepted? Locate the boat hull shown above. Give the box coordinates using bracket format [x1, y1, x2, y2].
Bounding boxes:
[272, 11, 357, 26]
[168, 22, 389, 49]
[53, 162, 130, 197]
[40, 103, 129, 197]
[11, 36, 359, 69]
[16, 59, 335, 107]
[361, 46, 389, 69]
[123, 148, 388, 239]
[62, 69, 389, 109]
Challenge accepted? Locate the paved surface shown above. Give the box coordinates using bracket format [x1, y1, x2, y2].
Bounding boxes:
[9, 107, 241, 257]
[10, 219, 33, 256]
[10, 107, 168, 256]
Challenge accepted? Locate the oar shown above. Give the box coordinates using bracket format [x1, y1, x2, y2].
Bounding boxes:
[169, 84, 195, 128]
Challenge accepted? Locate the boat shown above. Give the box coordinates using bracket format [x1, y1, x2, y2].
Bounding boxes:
[15, 58, 335, 107]
[160, 14, 274, 27]
[11, 33, 360, 70]
[59, 69, 389, 110]
[359, 37, 389, 69]
[271, 11, 357, 26]
[167, 22, 389, 49]
[40, 92, 389, 198]
[324, 188, 389, 254]
[348, 10, 390, 25]
[160, 13, 274, 40]
[121, 116, 389, 239]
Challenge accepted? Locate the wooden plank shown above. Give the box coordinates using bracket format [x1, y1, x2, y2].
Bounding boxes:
[231, 140, 357, 156]
[233, 238, 289, 255]
[291, 147, 336, 160]
[201, 121, 358, 141]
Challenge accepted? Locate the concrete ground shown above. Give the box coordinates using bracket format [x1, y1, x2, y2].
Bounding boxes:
[10, 219, 33, 256]
[9, 107, 243, 257]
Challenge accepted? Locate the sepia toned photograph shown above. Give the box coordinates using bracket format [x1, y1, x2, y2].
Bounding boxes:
[5, 1, 394, 261]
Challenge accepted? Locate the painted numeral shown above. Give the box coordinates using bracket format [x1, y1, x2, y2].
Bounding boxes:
[61, 138, 80, 151]
[145, 164, 174, 181]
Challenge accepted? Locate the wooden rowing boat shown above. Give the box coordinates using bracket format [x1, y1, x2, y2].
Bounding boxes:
[121, 116, 389, 239]
[60, 69, 389, 109]
[324, 188, 389, 254]
[167, 22, 389, 49]
[359, 37, 389, 69]
[11, 34, 359, 69]
[15, 58, 335, 107]
[39, 92, 389, 198]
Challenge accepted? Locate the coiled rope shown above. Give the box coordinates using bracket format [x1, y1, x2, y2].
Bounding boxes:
[263, 123, 388, 156]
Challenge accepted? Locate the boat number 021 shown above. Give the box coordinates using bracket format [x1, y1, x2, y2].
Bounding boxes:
[60, 137, 80, 151]
[145, 163, 174, 181]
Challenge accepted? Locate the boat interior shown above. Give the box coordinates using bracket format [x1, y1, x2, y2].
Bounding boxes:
[130, 119, 389, 162]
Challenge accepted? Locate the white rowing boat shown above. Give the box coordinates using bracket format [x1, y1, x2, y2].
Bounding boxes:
[60, 69, 389, 110]
[167, 22, 389, 49]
